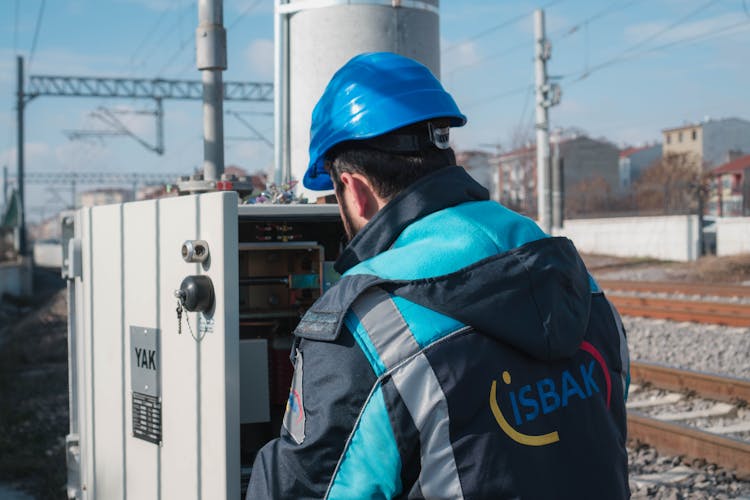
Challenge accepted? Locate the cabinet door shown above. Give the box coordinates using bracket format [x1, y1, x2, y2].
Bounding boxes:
[75, 191, 239, 500]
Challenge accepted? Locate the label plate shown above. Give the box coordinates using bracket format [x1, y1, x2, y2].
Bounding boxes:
[130, 326, 161, 444]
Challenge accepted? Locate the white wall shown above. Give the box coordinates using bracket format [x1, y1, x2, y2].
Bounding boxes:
[716, 217, 750, 256]
[0, 258, 33, 300]
[33, 242, 63, 268]
[553, 215, 700, 262]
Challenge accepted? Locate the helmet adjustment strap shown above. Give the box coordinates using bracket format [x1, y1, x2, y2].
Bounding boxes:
[359, 122, 451, 153]
[428, 122, 451, 150]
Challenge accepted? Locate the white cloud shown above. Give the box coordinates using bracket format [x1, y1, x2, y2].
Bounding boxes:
[245, 38, 274, 79]
[0, 142, 54, 169]
[441, 38, 481, 76]
[0, 47, 130, 79]
[226, 137, 273, 173]
[54, 141, 112, 170]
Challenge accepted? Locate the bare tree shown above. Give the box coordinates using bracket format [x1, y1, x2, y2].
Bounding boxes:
[566, 176, 612, 217]
[634, 152, 703, 214]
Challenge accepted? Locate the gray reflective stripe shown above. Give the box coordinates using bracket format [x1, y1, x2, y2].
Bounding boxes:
[607, 298, 630, 393]
[391, 353, 464, 500]
[351, 287, 421, 370]
[278, 0, 439, 15]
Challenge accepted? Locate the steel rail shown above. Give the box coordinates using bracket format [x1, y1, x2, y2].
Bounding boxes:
[630, 361, 750, 404]
[600, 280, 750, 298]
[609, 296, 750, 327]
[628, 412, 750, 479]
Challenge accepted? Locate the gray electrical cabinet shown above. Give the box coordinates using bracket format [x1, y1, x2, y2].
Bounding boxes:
[63, 192, 343, 499]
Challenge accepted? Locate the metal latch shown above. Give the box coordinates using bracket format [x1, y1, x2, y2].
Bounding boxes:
[66, 433, 81, 499]
[63, 238, 82, 280]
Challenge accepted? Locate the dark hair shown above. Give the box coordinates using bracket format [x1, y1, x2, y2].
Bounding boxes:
[326, 121, 456, 201]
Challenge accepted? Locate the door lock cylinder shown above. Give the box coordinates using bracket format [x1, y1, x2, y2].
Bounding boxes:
[175, 275, 215, 313]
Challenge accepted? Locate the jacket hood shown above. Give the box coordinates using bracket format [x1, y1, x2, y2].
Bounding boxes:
[388, 236, 592, 361]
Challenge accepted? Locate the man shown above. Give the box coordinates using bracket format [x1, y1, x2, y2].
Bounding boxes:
[247, 52, 630, 499]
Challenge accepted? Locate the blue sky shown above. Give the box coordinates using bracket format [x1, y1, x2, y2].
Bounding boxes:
[1, 0, 749, 218]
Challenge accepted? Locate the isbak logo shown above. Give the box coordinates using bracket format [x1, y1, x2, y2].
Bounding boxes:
[489, 341, 612, 446]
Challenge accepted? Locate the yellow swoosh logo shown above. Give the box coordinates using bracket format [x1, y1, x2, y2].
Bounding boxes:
[489, 380, 560, 446]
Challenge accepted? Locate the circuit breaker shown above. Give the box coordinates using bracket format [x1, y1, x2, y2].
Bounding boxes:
[64, 192, 344, 500]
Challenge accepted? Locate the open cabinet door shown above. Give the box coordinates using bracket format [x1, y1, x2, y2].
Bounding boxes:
[69, 192, 239, 500]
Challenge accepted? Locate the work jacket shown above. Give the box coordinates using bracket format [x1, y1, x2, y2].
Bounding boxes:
[246, 166, 630, 499]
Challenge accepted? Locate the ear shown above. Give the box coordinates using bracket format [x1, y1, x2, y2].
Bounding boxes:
[339, 172, 380, 219]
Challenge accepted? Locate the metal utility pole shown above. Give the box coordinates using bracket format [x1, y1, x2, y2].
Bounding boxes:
[534, 10, 551, 234]
[16, 56, 26, 255]
[197, 0, 227, 182]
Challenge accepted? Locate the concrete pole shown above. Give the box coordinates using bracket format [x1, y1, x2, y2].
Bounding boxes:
[274, 1, 290, 185]
[196, 0, 227, 181]
[551, 134, 563, 229]
[534, 10, 551, 234]
[16, 55, 27, 255]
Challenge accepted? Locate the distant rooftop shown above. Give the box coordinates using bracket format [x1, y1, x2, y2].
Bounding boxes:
[711, 154, 750, 176]
[662, 117, 750, 133]
[496, 145, 535, 159]
[619, 144, 660, 158]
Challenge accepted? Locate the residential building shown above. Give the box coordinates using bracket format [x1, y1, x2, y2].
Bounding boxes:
[618, 144, 662, 190]
[136, 184, 178, 200]
[491, 145, 536, 214]
[662, 117, 750, 170]
[492, 135, 620, 216]
[708, 154, 750, 216]
[560, 136, 620, 192]
[78, 188, 132, 208]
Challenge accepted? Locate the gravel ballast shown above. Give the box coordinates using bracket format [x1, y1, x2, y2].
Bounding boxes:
[624, 316, 750, 379]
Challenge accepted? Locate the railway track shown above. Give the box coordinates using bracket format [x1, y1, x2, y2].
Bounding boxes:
[609, 295, 750, 327]
[600, 280, 750, 298]
[598, 280, 750, 326]
[628, 361, 750, 478]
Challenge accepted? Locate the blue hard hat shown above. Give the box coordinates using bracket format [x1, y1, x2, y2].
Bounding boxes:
[304, 52, 467, 191]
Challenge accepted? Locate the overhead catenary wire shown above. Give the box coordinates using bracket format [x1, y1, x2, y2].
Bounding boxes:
[572, 0, 720, 81]
[134, 1, 195, 76]
[27, 0, 47, 72]
[128, 8, 172, 74]
[13, 0, 20, 55]
[462, 84, 533, 110]
[446, 0, 642, 77]
[442, 0, 564, 55]
[227, 0, 264, 30]
[564, 2, 747, 85]
[553, 0, 643, 41]
[602, 18, 750, 67]
[174, 0, 265, 77]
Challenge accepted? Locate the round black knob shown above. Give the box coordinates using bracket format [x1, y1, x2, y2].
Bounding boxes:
[179, 275, 215, 312]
